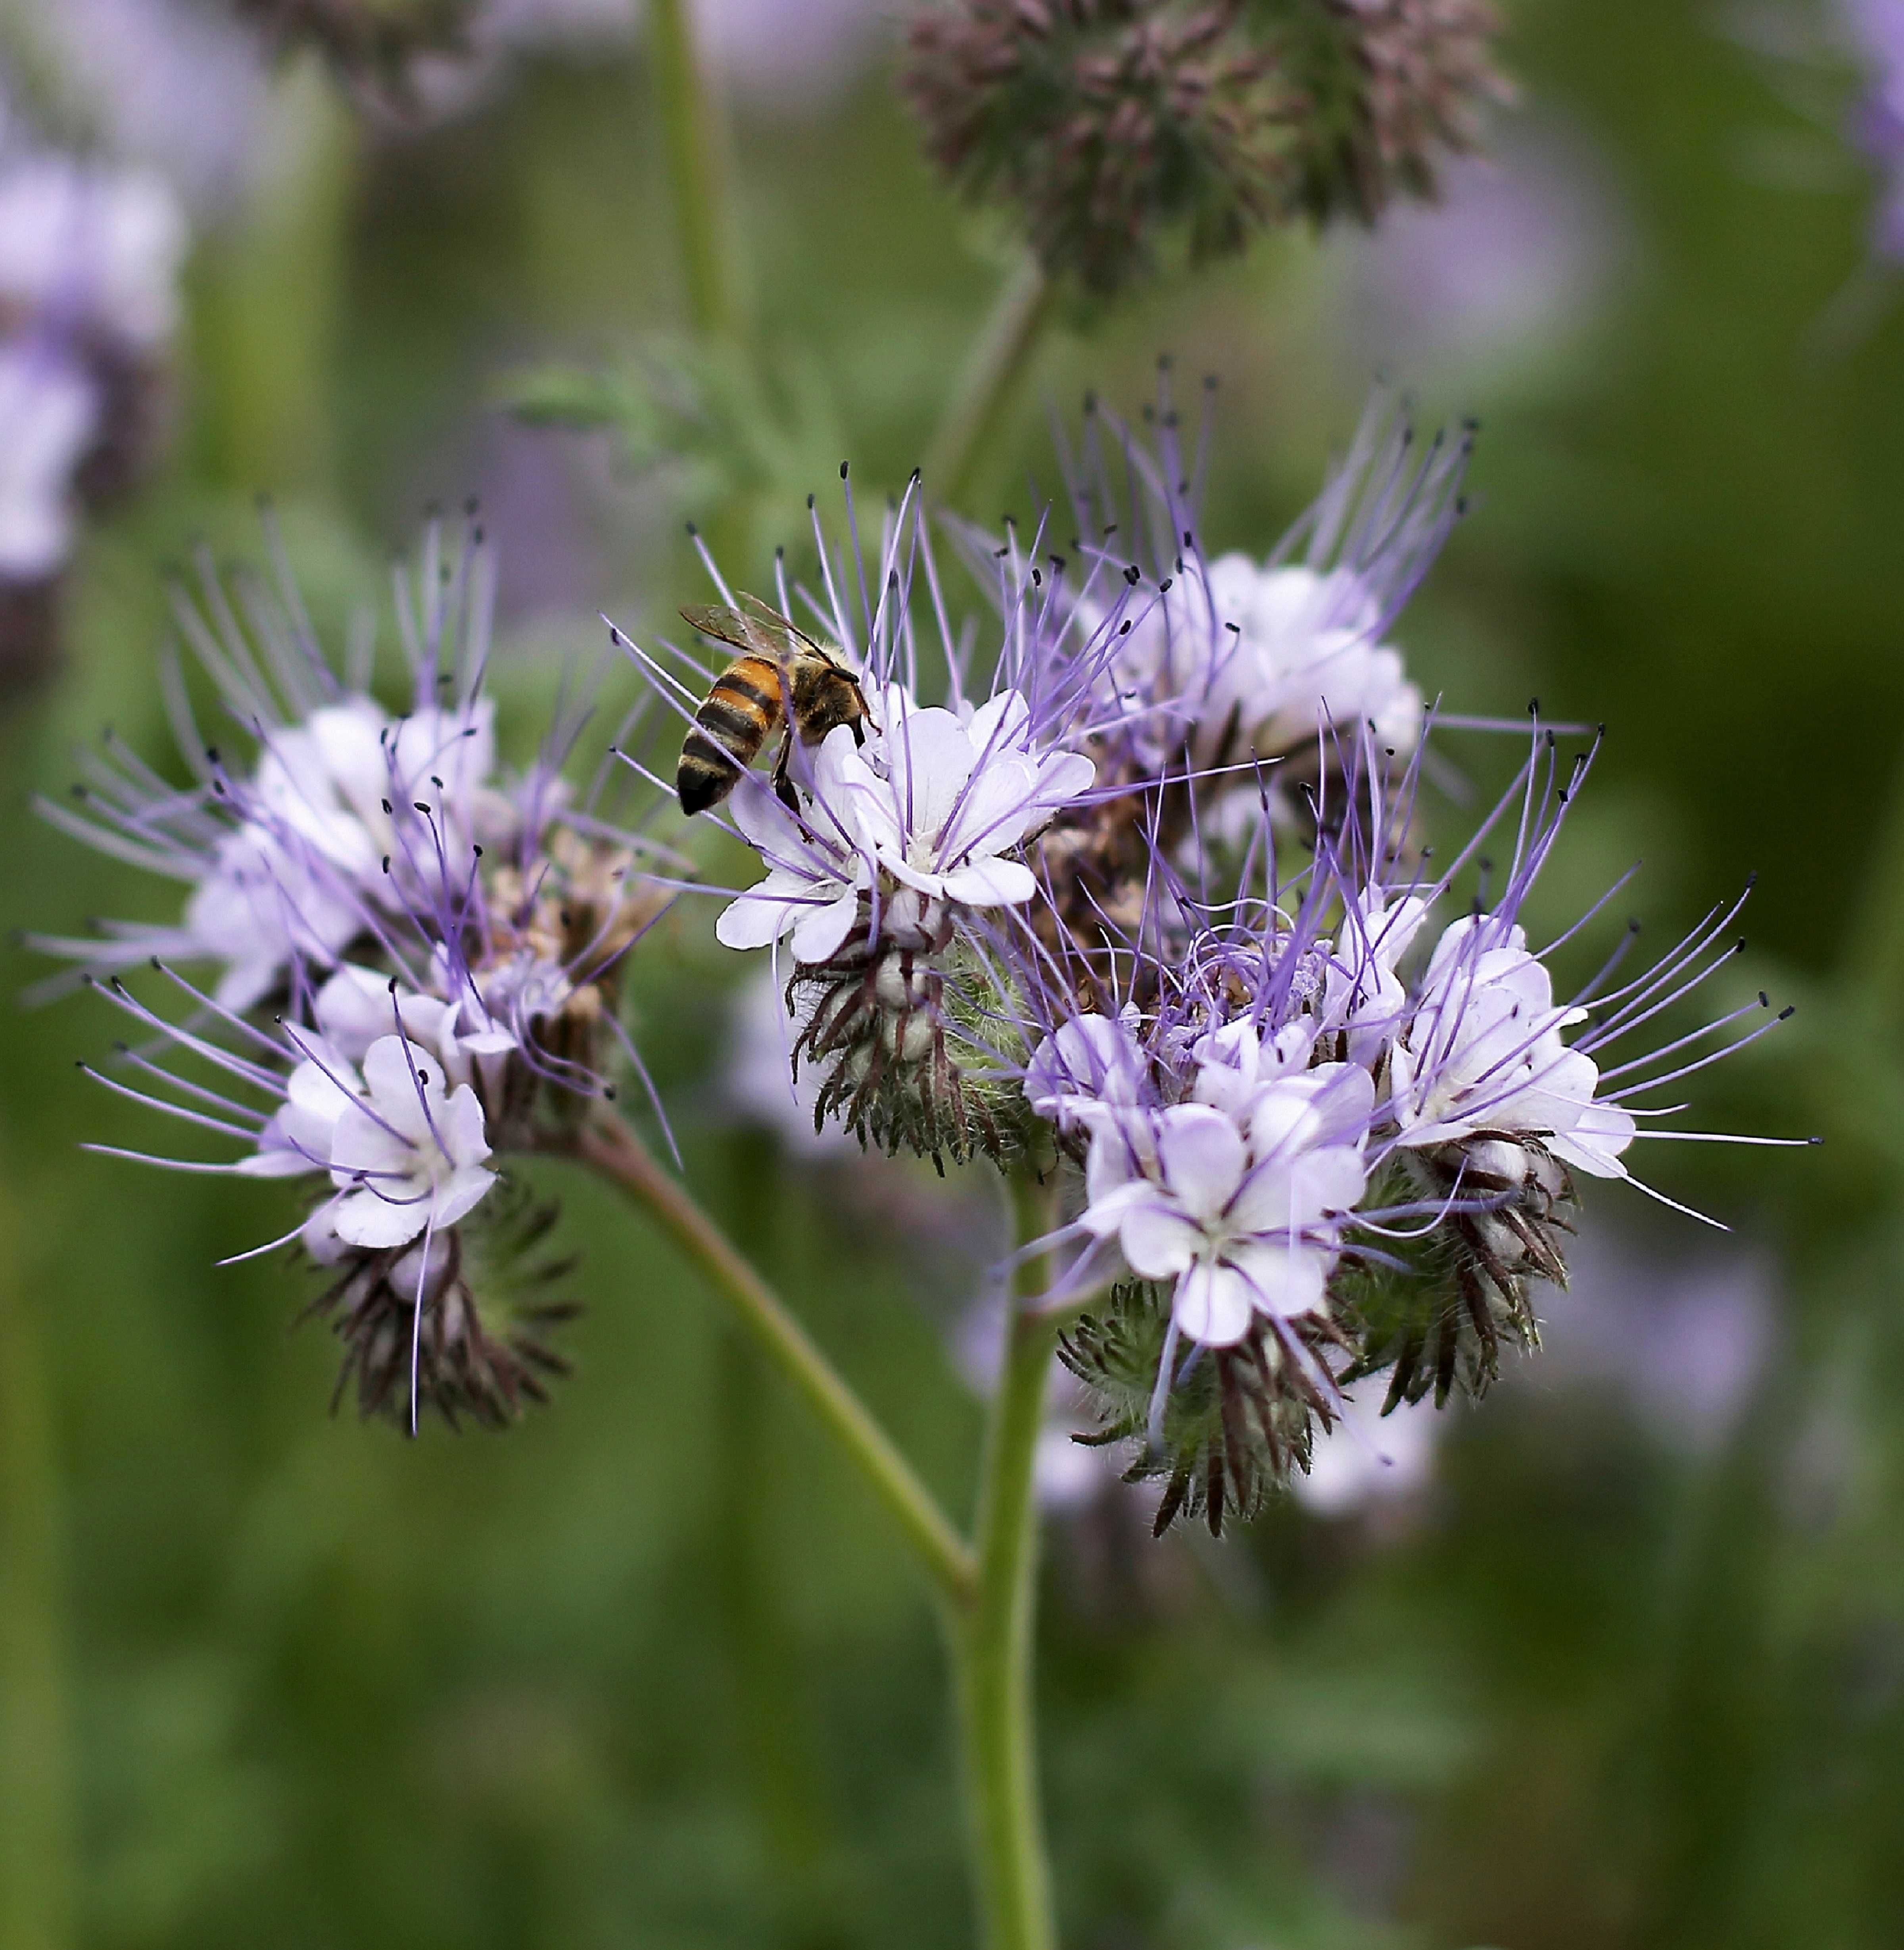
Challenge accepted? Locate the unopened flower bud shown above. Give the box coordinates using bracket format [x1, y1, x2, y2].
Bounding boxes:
[1060, 1279, 1344, 1535]
[1340, 1137, 1576, 1409]
[306, 1184, 580, 1431]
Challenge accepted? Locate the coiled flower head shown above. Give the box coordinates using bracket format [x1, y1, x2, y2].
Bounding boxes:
[902, 0, 1511, 294]
[37, 514, 670, 1430]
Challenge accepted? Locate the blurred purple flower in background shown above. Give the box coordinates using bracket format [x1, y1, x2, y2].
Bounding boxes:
[1841, 0, 1904, 256]
[0, 137, 185, 681]
[1331, 128, 1628, 377]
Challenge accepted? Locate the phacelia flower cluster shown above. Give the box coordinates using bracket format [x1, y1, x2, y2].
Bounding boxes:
[36, 516, 668, 1429]
[901, 0, 1512, 293]
[651, 395, 1800, 1533]
[45, 394, 1801, 1508]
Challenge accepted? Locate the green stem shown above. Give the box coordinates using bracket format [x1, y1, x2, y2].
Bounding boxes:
[0, 1190, 75, 1950]
[923, 255, 1056, 512]
[952, 1170, 1061, 1950]
[650, 0, 743, 346]
[574, 1111, 975, 1602]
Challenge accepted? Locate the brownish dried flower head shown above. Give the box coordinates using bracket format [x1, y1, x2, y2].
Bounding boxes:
[234, 0, 477, 101]
[903, 0, 1294, 293]
[1317, 0, 1515, 222]
[902, 0, 1512, 290]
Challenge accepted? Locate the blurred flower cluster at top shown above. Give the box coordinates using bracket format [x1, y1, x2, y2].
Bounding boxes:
[902, 0, 1514, 294]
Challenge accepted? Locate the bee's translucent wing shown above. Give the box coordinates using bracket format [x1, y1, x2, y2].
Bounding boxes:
[680, 597, 821, 666]
[736, 592, 827, 657]
[679, 603, 781, 660]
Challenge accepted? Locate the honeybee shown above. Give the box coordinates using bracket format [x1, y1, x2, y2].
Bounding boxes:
[676, 596, 871, 815]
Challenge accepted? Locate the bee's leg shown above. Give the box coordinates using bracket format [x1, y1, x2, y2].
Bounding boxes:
[772, 734, 800, 813]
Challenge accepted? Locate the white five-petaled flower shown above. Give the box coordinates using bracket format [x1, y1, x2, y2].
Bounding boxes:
[1389, 914, 1636, 1178]
[714, 684, 1095, 964]
[1081, 1063, 1373, 1347]
[307, 1034, 497, 1257]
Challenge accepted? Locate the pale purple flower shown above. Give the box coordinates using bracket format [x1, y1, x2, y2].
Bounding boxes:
[1386, 914, 1637, 1180]
[1843, 0, 1904, 258]
[1079, 1065, 1373, 1347]
[315, 1034, 497, 1254]
[712, 683, 1095, 963]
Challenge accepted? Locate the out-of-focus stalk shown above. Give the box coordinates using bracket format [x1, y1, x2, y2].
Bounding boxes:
[0, 1189, 75, 1950]
[190, 52, 355, 493]
[573, 1109, 976, 1602]
[651, 0, 744, 348]
[951, 1169, 1061, 1950]
[923, 254, 1054, 512]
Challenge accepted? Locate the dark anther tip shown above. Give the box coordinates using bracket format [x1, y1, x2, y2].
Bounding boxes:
[1157, 577, 1173, 593]
[381, 798, 392, 813]
[388, 976, 400, 992]
[840, 460, 850, 479]
[685, 520, 697, 536]
[1779, 1005, 1796, 1020]
[1528, 697, 1540, 715]
[806, 494, 816, 509]
[413, 801, 431, 813]
[381, 857, 391, 873]
[1759, 991, 1770, 1007]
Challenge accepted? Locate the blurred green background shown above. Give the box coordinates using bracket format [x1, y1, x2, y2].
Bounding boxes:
[3, 1, 1902, 1945]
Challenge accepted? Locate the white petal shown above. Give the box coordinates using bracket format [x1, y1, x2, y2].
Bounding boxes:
[790, 888, 861, 964]
[432, 1164, 498, 1230]
[439, 1084, 491, 1170]
[1173, 1260, 1255, 1347]
[1155, 1105, 1248, 1220]
[1228, 1241, 1327, 1320]
[360, 1036, 438, 1142]
[1117, 1199, 1203, 1278]
[331, 1185, 428, 1249]
[938, 858, 1037, 907]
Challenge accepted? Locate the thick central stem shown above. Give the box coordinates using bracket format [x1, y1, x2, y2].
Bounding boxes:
[954, 1171, 1061, 1950]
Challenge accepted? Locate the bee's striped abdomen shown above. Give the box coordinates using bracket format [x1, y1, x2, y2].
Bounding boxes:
[676, 654, 783, 815]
